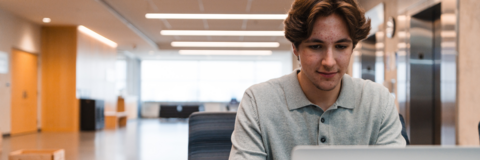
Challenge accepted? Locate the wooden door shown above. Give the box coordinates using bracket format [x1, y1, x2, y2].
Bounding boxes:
[11, 49, 38, 135]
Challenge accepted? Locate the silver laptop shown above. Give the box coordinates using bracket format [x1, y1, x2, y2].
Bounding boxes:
[292, 146, 480, 160]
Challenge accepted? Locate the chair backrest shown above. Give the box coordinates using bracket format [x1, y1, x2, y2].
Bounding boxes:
[188, 112, 237, 160]
[399, 114, 410, 145]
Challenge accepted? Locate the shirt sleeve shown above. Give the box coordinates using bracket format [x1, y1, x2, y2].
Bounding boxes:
[229, 91, 268, 160]
[375, 94, 407, 146]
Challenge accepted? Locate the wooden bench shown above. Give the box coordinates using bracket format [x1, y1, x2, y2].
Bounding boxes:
[105, 112, 127, 129]
[9, 149, 64, 160]
[104, 97, 128, 129]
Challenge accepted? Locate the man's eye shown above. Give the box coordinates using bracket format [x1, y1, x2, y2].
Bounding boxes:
[336, 45, 347, 49]
[309, 45, 322, 49]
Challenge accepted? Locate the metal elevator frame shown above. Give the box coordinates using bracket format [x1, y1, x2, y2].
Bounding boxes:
[396, 0, 458, 145]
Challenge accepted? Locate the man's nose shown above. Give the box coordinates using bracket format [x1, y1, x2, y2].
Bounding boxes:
[321, 47, 336, 68]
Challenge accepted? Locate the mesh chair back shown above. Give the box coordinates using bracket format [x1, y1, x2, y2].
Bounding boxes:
[399, 114, 410, 145]
[189, 112, 237, 160]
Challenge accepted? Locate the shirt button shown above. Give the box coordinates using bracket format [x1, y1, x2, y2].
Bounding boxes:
[321, 118, 325, 123]
[321, 137, 326, 143]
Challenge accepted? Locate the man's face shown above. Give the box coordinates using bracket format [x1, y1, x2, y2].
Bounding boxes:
[293, 13, 353, 91]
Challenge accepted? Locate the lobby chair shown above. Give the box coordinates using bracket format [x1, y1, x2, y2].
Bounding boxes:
[159, 105, 179, 118]
[399, 114, 410, 145]
[160, 105, 200, 118]
[188, 112, 237, 160]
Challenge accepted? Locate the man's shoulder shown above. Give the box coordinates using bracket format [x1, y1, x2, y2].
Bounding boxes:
[348, 75, 389, 95]
[347, 75, 392, 107]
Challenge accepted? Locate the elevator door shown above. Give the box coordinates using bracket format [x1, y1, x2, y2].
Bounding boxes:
[409, 3, 441, 145]
[361, 35, 376, 81]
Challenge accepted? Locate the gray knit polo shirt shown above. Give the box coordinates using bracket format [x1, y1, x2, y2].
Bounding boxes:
[229, 69, 406, 160]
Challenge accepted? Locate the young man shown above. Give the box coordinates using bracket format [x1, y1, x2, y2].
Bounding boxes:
[229, 0, 406, 159]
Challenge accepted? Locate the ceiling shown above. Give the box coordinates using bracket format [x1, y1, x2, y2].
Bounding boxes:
[0, 0, 378, 58]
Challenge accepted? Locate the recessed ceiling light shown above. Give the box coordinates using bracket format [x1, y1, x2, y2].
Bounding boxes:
[77, 25, 117, 48]
[146, 13, 287, 20]
[161, 30, 284, 36]
[171, 42, 280, 48]
[179, 50, 272, 55]
[43, 18, 51, 23]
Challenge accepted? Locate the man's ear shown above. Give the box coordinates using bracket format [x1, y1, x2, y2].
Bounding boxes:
[292, 44, 299, 61]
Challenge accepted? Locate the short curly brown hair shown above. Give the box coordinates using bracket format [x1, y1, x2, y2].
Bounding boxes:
[284, 0, 371, 49]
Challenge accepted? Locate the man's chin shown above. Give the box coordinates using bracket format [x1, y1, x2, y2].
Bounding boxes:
[313, 83, 337, 91]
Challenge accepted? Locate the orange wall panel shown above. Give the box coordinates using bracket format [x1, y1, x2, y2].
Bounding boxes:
[40, 26, 117, 132]
[40, 26, 79, 132]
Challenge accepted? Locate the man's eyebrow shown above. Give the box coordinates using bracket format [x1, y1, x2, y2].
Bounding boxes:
[304, 38, 352, 43]
[304, 38, 324, 43]
[336, 38, 352, 43]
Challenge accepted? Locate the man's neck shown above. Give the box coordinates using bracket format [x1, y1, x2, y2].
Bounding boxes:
[297, 71, 342, 112]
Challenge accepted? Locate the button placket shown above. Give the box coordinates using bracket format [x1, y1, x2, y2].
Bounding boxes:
[318, 111, 329, 145]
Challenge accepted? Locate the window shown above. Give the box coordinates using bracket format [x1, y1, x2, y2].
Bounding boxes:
[115, 60, 127, 96]
[141, 60, 285, 102]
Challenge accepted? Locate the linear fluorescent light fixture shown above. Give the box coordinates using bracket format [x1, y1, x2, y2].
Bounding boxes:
[161, 30, 284, 36]
[179, 50, 272, 55]
[171, 42, 280, 48]
[146, 13, 287, 20]
[78, 25, 117, 48]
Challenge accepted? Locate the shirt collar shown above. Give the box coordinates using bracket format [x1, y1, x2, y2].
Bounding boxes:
[283, 69, 356, 111]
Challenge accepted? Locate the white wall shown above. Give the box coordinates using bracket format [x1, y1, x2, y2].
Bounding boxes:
[0, 8, 41, 134]
[76, 30, 117, 112]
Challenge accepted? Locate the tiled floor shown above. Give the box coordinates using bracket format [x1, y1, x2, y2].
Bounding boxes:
[0, 119, 189, 160]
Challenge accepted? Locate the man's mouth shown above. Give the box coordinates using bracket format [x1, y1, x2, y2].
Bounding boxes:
[316, 71, 337, 78]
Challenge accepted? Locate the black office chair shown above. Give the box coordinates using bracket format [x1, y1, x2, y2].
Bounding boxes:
[399, 114, 410, 145]
[188, 112, 410, 160]
[188, 112, 237, 160]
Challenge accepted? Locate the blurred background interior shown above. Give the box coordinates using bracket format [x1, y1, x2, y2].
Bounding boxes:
[0, 0, 479, 159]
